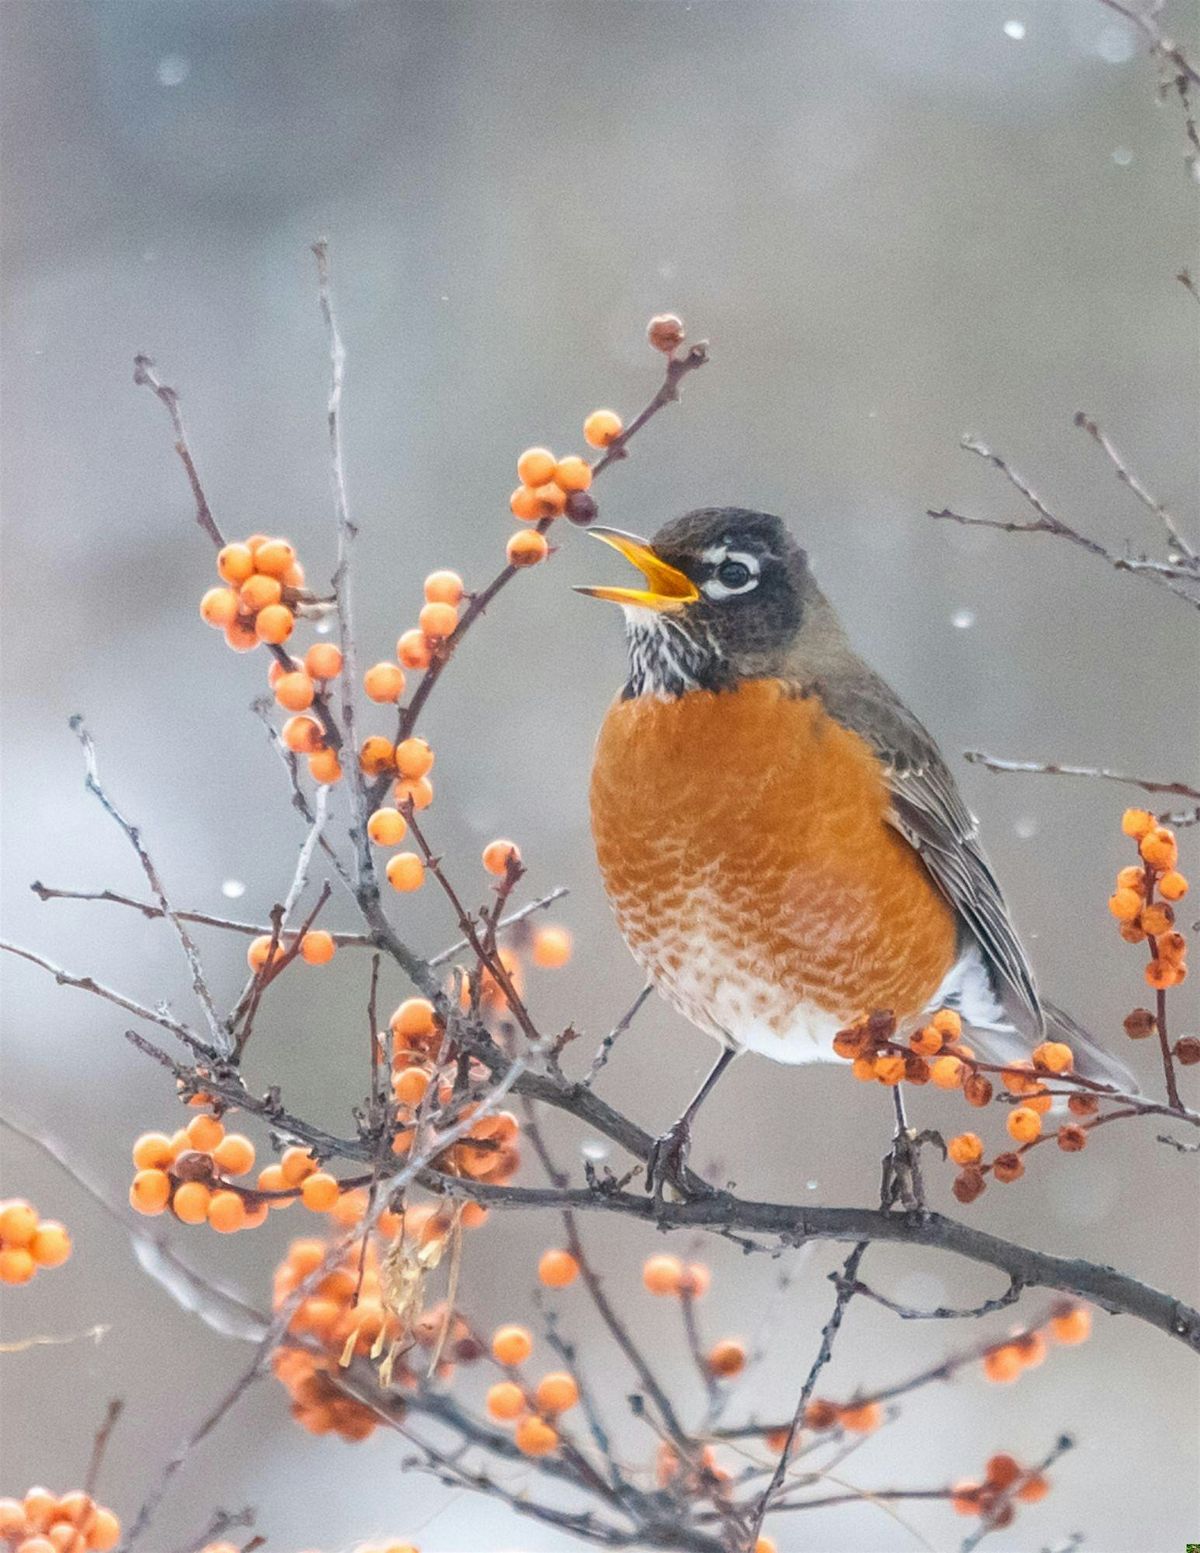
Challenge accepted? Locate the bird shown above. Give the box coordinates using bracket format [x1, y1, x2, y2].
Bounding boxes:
[577, 506, 1134, 1193]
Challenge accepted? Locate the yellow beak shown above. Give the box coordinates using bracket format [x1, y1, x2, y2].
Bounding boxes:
[574, 528, 699, 611]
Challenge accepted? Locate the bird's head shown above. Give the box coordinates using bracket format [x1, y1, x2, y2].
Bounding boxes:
[576, 507, 830, 697]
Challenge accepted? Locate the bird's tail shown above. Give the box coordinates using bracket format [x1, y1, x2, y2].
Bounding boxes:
[963, 999, 1139, 1096]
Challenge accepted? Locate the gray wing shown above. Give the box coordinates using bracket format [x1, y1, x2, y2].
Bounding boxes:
[818, 671, 1044, 1037]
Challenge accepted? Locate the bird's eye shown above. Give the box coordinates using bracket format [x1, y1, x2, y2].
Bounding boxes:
[716, 559, 752, 590]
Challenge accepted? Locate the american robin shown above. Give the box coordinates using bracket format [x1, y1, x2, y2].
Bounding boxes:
[578, 507, 1133, 1192]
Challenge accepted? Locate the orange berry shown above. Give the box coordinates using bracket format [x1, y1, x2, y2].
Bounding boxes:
[394, 775, 433, 809]
[282, 714, 324, 754]
[301, 1173, 340, 1212]
[909, 1024, 943, 1056]
[1159, 870, 1188, 901]
[1145, 958, 1181, 991]
[247, 934, 282, 972]
[187, 1113, 225, 1152]
[1050, 1303, 1092, 1344]
[0, 1247, 35, 1283]
[535, 1372, 580, 1413]
[280, 1146, 318, 1186]
[1108, 888, 1142, 922]
[851, 1055, 876, 1082]
[930, 1055, 964, 1089]
[532, 483, 566, 517]
[213, 1134, 256, 1175]
[507, 530, 549, 567]
[424, 570, 464, 607]
[393, 1067, 431, 1107]
[931, 1008, 962, 1039]
[515, 1415, 558, 1456]
[391, 998, 438, 1040]
[1057, 1123, 1088, 1152]
[1122, 807, 1155, 838]
[256, 1164, 288, 1200]
[1140, 826, 1178, 871]
[647, 313, 685, 351]
[872, 1053, 906, 1085]
[307, 748, 342, 785]
[528, 926, 571, 969]
[254, 603, 294, 644]
[131, 1131, 175, 1170]
[395, 737, 434, 780]
[538, 1248, 580, 1288]
[252, 538, 296, 578]
[200, 587, 239, 628]
[130, 1168, 171, 1215]
[583, 409, 623, 448]
[1016, 1471, 1050, 1503]
[492, 1324, 534, 1365]
[999, 1111, 1036, 1149]
[485, 1381, 526, 1420]
[554, 455, 592, 493]
[510, 485, 544, 521]
[29, 1221, 71, 1267]
[1032, 1041, 1073, 1074]
[0, 1501, 21, 1536]
[482, 838, 521, 877]
[240, 573, 283, 612]
[305, 643, 344, 680]
[224, 618, 259, 652]
[985, 1452, 1021, 1489]
[397, 629, 432, 670]
[274, 670, 315, 711]
[217, 543, 255, 584]
[982, 1344, 1023, 1383]
[754, 1541, 777, 1553]
[23, 1489, 57, 1532]
[951, 1480, 983, 1516]
[88, 1511, 120, 1553]
[172, 1181, 212, 1224]
[948, 1132, 984, 1166]
[839, 1399, 882, 1433]
[517, 447, 558, 487]
[207, 1189, 247, 1233]
[707, 1339, 746, 1378]
[299, 930, 336, 965]
[1140, 903, 1174, 936]
[363, 662, 406, 703]
[386, 852, 425, 892]
[419, 601, 458, 640]
[367, 807, 408, 846]
[359, 735, 395, 775]
[642, 1254, 684, 1295]
[963, 1073, 993, 1107]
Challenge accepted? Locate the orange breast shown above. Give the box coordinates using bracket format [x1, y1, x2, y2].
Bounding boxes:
[590, 679, 957, 1057]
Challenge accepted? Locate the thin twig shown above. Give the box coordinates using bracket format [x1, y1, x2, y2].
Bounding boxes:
[132, 355, 224, 548]
[70, 715, 224, 1053]
[963, 751, 1200, 806]
[84, 1398, 125, 1497]
[1073, 410, 1196, 562]
[583, 983, 655, 1088]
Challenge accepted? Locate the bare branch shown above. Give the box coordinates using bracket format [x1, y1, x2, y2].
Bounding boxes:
[132, 355, 224, 548]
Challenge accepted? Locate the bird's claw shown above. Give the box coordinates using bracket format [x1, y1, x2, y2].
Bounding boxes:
[645, 1122, 703, 1200]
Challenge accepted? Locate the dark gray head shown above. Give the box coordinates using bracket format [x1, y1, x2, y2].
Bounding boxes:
[577, 507, 831, 697]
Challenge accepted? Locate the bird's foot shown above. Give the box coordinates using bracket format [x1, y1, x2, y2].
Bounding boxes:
[881, 1127, 944, 1212]
[645, 1121, 711, 1201]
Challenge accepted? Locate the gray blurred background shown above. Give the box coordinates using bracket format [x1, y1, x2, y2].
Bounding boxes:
[2, 2, 1198, 1550]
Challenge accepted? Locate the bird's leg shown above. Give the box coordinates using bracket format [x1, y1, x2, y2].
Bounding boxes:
[645, 1046, 737, 1200]
[880, 1084, 945, 1210]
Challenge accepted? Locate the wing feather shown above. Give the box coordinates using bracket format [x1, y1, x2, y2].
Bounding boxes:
[815, 672, 1043, 1036]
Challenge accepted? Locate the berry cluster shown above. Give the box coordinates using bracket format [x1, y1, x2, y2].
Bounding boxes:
[980, 1304, 1091, 1383]
[1108, 809, 1188, 990]
[128, 1115, 273, 1232]
[485, 1324, 579, 1457]
[200, 535, 306, 650]
[273, 644, 345, 785]
[396, 570, 467, 675]
[0, 1490, 120, 1552]
[272, 1208, 484, 1441]
[951, 1452, 1052, 1528]
[0, 1201, 71, 1286]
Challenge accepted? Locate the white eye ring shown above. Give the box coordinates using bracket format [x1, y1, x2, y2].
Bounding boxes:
[702, 549, 760, 600]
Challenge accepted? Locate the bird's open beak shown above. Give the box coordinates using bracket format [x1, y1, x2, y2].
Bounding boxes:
[573, 528, 699, 611]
